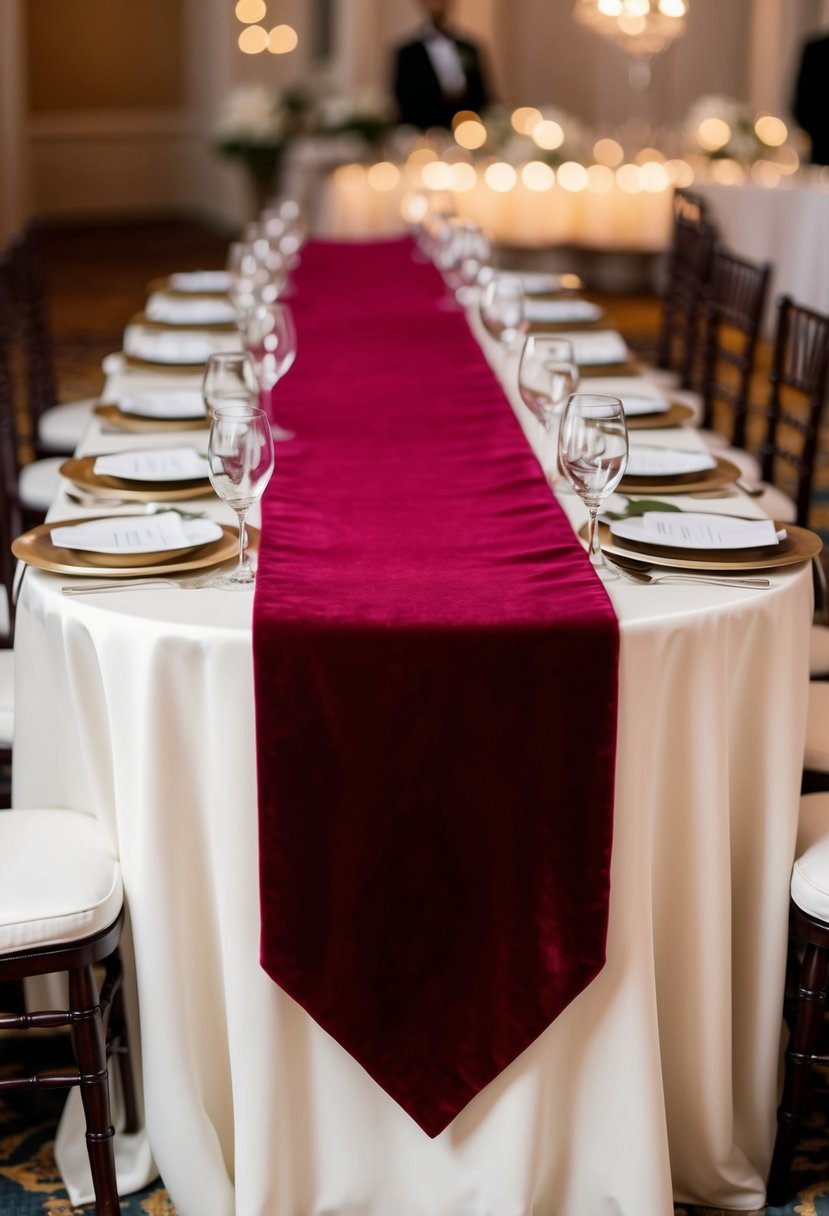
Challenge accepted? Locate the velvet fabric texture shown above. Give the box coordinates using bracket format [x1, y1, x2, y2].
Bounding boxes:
[253, 239, 619, 1137]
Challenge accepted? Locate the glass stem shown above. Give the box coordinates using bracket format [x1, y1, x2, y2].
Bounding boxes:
[586, 505, 604, 570]
[235, 507, 250, 575]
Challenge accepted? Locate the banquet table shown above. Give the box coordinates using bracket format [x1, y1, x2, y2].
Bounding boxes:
[12, 240, 813, 1216]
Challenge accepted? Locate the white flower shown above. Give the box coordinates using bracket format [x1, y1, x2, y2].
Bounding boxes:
[213, 85, 286, 146]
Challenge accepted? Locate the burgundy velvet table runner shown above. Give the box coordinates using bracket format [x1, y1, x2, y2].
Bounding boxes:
[253, 238, 619, 1137]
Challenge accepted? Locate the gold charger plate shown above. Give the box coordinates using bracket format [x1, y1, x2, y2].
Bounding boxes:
[528, 316, 606, 333]
[123, 353, 207, 373]
[618, 456, 739, 495]
[579, 357, 640, 378]
[583, 519, 822, 572]
[131, 311, 236, 333]
[626, 402, 695, 431]
[95, 403, 208, 434]
[12, 518, 259, 579]
[60, 456, 211, 502]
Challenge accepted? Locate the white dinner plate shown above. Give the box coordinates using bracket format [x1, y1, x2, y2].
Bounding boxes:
[625, 447, 716, 478]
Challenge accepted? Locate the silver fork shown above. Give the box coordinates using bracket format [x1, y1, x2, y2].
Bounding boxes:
[607, 558, 769, 589]
[61, 570, 221, 595]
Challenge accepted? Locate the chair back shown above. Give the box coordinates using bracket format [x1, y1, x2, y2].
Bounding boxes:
[10, 225, 58, 453]
[0, 259, 22, 638]
[759, 295, 829, 528]
[655, 197, 717, 389]
[699, 246, 771, 451]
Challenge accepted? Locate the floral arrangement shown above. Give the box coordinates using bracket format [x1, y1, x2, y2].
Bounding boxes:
[213, 84, 310, 205]
[684, 94, 766, 162]
[314, 89, 396, 148]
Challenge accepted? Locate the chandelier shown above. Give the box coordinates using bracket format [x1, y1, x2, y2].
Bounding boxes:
[574, 0, 688, 88]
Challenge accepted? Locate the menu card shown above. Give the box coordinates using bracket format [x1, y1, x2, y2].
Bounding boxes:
[52, 513, 221, 554]
[93, 448, 209, 482]
[117, 391, 207, 420]
[613, 512, 786, 550]
[145, 294, 236, 325]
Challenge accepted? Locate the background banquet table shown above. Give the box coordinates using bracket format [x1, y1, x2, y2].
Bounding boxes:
[11, 281, 812, 1216]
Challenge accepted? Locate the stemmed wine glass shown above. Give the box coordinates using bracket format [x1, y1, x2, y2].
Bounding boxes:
[480, 273, 526, 348]
[518, 335, 580, 491]
[202, 351, 259, 415]
[243, 302, 297, 441]
[206, 404, 275, 588]
[557, 393, 629, 582]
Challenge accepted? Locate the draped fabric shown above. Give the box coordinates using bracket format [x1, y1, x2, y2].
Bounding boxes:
[252, 238, 619, 1136]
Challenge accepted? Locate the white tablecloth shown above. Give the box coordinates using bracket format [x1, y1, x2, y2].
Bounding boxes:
[698, 174, 829, 332]
[12, 324, 812, 1216]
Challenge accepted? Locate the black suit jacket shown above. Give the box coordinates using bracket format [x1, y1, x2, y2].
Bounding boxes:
[794, 34, 829, 166]
[393, 32, 490, 130]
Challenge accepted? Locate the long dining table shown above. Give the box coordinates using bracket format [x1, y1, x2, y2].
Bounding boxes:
[12, 238, 812, 1216]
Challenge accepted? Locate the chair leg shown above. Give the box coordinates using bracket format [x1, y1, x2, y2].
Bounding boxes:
[68, 964, 120, 1216]
[108, 974, 139, 1134]
[767, 939, 829, 1205]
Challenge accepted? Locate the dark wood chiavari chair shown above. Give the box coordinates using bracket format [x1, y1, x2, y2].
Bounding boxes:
[0, 258, 20, 806]
[654, 189, 717, 390]
[699, 246, 771, 456]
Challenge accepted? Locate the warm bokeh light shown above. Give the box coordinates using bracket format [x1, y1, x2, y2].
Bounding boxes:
[625, 0, 651, 16]
[532, 120, 565, 151]
[658, 0, 686, 16]
[512, 107, 543, 135]
[751, 160, 781, 188]
[451, 110, 479, 131]
[235, 0, 266, 23]
[333, 164, 367, 189]
[697, 118, 731, 151]
[400, 192, 429, 223]
[665, 158, 695, 187]
[448, 162, 477, 191]
[640, 160, 670, 191]
[586, 164, 614, 192]
[710, 159, 745, 185]
[616, 163, 643, 193]
[777, 146, 800, 174]
[484, 162, 517, 192]
[557, 161, 588, 191]
[238, 24, 268, 53]
[597, 0, 623, 14]
[618, 14, 646, 35]
[408, 148, 438, 166]
[521, 161, 556, 191]
[755, 115, 788, 147]
[593, 138, 624, 167]
[454, 119, 487, 150]
[421, 161, 452, 190]
[634, 146, 665, 164]
[267, 24, 298, 53]
[367, 162, 400, 191]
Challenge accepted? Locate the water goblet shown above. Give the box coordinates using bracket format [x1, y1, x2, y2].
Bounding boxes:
[557, 393, 629, 582]
[480, 273, 526, 348]
[244, 302, 297, 441]
[206, 404, 275, 589]
[517, 335, 579, 425]
[202, 351, 259, 416]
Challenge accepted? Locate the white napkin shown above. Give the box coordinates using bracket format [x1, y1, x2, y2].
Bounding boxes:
[117, 392, 207, 420]
[167, 271, 230, 293]
[524, 299, 603, 323]
[612, 512, 786, 551]
[123, 327, 240, 364]
[52, 513, 222, 555]
[145, 294, 236, 326]
[558, 330, 630, 365]
[625, 446, 716, 477]
[93, 448, 209, 482]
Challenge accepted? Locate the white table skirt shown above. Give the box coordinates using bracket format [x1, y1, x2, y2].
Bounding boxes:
[12, 329, 812, 1216]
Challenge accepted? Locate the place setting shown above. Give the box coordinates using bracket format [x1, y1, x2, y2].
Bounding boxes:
[555, 329, 639, 377]
[59, 446, 213, 502]
[120, 324, 242, 373]
[617, 441, 741, 493]
[146, 269, 231, 297]
[582, 377, 696, 429]
[94, 390, 209, 434]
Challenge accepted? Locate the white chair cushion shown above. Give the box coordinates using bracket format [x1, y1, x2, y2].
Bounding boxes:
[0, 809, 122, 955]
[38, 398, 97, 453]
[805, 681, 829, 772]
[792, 792, 829, 920]
[811, 624, 829, 678]
[0, 648, 13, 747]
[698, 434, 762, 482]
[18, 455, 64, 512]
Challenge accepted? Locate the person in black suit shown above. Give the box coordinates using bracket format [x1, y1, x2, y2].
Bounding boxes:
[793, 32, 829, 166]
[393, 0, 492, 131]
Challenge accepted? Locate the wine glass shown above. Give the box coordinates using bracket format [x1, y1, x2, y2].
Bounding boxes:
[435, 219, 491, 306]
[557, 393, 629, 582]
[202, 352, 259, 416]
[517, 335, 579, 425]
[480, 273, 526, 348]
[206, 404, 275, 588]
[244, 302, 297, 441]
